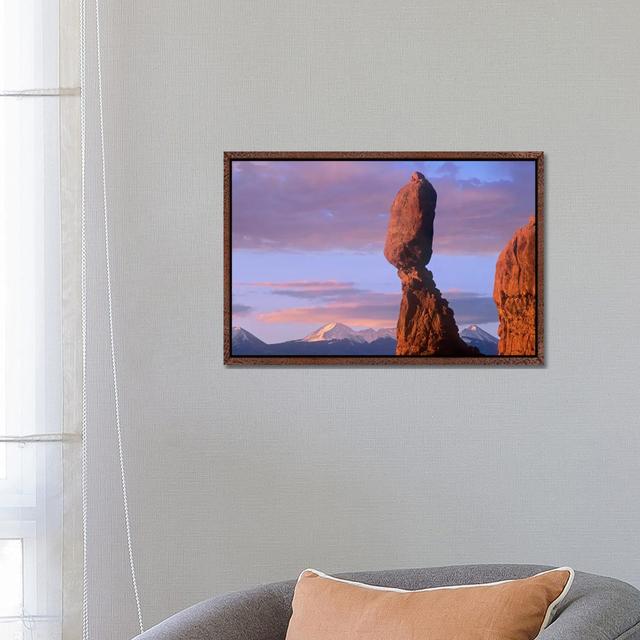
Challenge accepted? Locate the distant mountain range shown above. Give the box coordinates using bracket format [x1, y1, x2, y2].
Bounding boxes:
[459, 324, 499, 356]
[302, 322, 396, 344]
[231, 323, 396, 356]
[232, 322, 498, 356]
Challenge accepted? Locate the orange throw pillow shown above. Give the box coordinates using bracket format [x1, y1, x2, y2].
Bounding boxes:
[285, 567, 574, 640]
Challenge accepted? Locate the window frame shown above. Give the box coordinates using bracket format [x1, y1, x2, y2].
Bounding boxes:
[1, 0, 82, 638]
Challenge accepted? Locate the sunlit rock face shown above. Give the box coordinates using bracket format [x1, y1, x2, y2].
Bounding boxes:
[385, 172, 479, 357]
[384, 171, 437, 270]
[493, 216, 537, 356]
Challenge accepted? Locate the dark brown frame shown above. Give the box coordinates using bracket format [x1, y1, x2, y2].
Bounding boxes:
[224, 151, 544, 366]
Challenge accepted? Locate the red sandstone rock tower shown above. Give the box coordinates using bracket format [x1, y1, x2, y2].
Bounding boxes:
[493, 216, 537, 356]
[384, 172, 478, 357]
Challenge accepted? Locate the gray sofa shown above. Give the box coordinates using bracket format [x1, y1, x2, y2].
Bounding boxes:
[135, 564, 640, 639]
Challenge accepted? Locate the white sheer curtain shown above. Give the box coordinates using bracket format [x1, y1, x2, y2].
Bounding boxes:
[0, 1, 81, 639]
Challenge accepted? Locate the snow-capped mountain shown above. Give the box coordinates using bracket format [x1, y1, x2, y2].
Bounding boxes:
[302, 322, 396, 344]
[302, 322, 366, 343]
[231, 326, 267, 349]
[459, 325, 498, 355]
[231, 323, 396, 356]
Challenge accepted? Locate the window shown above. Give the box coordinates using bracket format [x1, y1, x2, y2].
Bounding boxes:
[1, 2, 80, 639]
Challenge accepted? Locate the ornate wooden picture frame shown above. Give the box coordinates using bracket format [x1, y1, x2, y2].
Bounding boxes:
[224, 152, 543, 366]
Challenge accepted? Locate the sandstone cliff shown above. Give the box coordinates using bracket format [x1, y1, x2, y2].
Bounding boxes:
[493, 216, 537, 356]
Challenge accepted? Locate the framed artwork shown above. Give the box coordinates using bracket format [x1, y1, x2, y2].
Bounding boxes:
[224, 152, 543, 366]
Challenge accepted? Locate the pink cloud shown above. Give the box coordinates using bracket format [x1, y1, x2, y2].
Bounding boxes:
[231, 160, 535, 255]
[257, 292, 400, 328]
[256, 289, 497, 328]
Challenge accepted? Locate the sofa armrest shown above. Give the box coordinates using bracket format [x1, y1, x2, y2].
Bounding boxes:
[539, 574, 640, 640]
[133, 581, 294, 640]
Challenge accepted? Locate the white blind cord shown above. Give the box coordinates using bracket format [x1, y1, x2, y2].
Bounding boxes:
[94, 0, 145, 634]
[79, 0, 89, 637]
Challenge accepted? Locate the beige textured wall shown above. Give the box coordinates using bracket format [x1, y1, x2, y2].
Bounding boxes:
[83, 2, 640, 638]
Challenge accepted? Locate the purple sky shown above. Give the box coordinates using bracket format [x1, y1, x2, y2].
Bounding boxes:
[231, 160, 535, 343]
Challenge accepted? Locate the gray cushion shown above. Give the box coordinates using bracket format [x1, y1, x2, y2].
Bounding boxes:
[134, 564, 640, 640]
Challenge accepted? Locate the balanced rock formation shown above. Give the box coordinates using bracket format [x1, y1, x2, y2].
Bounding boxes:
[385, 172, 479, 357]
[493, 216, 536, 355]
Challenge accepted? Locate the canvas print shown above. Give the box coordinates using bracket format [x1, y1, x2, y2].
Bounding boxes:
[224, 152, 543, 365]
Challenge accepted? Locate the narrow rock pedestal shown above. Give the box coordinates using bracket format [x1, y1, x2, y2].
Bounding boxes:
[395, 267, 478, 356]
